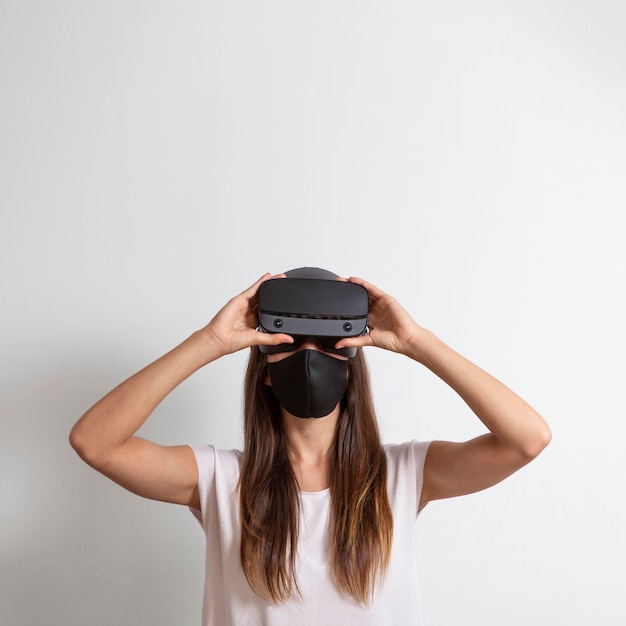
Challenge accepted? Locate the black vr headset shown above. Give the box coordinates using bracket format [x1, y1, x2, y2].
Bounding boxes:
[257, 267, 369, 358]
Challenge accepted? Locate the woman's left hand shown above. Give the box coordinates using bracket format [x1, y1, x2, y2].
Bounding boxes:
[334, 277, 424, 355]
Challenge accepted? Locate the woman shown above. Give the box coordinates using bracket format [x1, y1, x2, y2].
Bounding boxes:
[69, 270, 551, 625]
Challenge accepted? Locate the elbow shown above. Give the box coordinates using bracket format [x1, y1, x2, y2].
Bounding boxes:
[69, 421, 121, 473]
[69, 424, 89, 461]
[522, 420, 552, 461]
[69, 423, 102, 467]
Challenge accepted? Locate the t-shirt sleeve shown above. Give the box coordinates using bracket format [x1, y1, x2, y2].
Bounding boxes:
[409, 440, 430, 517]
[385, 440, 431, 519]
[187, 444, 216, 528]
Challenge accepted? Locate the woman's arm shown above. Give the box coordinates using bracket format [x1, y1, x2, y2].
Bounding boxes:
[336, 277, 551, 510]
[69, 274, 293, 509]
[406, 330, 551, 509]
[69, 331, 220, 509]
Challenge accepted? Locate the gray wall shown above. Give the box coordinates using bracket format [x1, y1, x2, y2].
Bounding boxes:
[2, 1, 624, 624]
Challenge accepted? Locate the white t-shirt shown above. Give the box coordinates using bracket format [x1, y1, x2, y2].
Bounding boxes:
[189, 440, 430, 626]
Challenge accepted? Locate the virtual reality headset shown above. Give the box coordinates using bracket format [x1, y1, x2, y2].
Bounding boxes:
[257, 267, 369, 358]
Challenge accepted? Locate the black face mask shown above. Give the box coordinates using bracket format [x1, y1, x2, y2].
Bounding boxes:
[266, 349, 349, 419]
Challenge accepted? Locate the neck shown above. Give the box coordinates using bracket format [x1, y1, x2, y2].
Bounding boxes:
[281, 404, 340, 491]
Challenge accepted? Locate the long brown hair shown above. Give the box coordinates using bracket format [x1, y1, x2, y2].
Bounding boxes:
[239, 346, 393, 604]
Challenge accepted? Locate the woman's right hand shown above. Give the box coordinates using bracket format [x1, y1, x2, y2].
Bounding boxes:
[200, 273, 294, 357]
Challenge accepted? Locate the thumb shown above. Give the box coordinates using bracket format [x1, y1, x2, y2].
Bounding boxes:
[253, 330, 294, 348]
[334, 331, 373, 350]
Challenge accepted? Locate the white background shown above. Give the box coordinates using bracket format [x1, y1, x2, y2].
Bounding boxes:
[1, 1, 625, 624]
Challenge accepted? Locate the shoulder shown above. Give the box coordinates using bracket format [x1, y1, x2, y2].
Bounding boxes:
[384, 441, 432, 516]
[188, 446, 243, 527]
[187, 445, 243, 484]
[384, 440, 431, 471]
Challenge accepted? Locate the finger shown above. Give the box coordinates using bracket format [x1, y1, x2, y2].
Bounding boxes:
[253, 331, 294, 347]
[240, 273, 272, 299]
[347, 276, 388, 300]
[242, 272, 286, 301]
[334, 333, 374, 350]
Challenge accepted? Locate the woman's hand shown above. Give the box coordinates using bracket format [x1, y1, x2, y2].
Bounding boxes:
[334, 277, 425, 355]
[200, 273, 294, 357]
